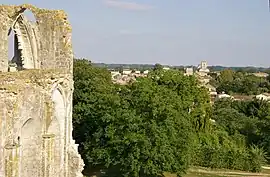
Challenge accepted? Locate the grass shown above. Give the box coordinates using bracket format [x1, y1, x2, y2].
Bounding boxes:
[164, 167, 270, 177]
[185, 173, 226, 177]
[84, 166, 270, 177]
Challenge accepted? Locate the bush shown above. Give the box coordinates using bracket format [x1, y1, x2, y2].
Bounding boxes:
[248, 145, 267, 172]
[192, 132, 266, 172]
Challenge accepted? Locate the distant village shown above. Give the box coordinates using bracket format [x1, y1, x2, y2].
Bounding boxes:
[109, 61, 270, 103]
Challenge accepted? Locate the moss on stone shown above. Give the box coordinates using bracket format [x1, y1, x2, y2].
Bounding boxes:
[4, 144, 20, 176]
[45, 101, 53, 131]
[0, 69, 68, 92]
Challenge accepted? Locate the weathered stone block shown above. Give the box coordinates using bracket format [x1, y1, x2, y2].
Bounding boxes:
[0, 4, 84, 177]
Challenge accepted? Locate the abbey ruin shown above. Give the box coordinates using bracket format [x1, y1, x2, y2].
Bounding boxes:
[0, 4, 84, 177]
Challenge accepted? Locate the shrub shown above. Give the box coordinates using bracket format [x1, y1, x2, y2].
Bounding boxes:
[248, 145, 267, 172]
[192, 132, 267, 172]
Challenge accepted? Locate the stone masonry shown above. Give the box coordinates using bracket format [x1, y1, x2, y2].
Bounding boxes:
[0, 4, 84, 177]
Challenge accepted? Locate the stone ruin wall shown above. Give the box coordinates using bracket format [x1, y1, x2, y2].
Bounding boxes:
[0, 4, 73, 71]
[0, 4, 84, 177]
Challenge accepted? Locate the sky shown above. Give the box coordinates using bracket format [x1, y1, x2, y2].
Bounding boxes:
[3, 0, 270, 67]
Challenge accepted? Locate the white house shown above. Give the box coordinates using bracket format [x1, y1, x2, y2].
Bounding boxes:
[111, 71, 120, 75]
[143, 70, 149, 75]
[122, 69, 132, 75]
[255, 93, 270, 101]
[163, 67, 170, 70]
[216, 92, 233, 100]
[185, 67, 193, 76]
[253, 72, 269, 78]
[111, 71, 121, 80]
[205, 84, 217, 95]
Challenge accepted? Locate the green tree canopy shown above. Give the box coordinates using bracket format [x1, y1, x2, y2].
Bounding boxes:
[73, 61, 212, 177]
[218, 69, 234, 83]
[212, 69, 270, 95]
[153, 63, 163, 71]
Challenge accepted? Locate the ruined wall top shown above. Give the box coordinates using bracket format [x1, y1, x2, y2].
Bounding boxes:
[0, 4, 70, 22]
[0, 4, 73, 73]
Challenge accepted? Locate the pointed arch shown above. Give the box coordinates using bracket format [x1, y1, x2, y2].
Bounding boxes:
[47, 87, 66, 175]
[22, 9, 37, 23]
[7, 8, 39, 71]
[20, 117, 42, 177]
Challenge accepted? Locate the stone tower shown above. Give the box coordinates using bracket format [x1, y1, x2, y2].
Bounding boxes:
[0, 4, 84, 177]
[200, 61, 208, 70]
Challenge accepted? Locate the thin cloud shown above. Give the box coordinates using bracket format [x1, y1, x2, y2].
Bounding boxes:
[103, 0, 154, 11]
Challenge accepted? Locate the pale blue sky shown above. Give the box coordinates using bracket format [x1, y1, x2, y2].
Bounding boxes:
[3, 0, 270, 66]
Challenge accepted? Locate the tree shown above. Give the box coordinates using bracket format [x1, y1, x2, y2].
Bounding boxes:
[218, 69, 234, 83]
[153, 63, 163, 71]
[214, 69, 270, 95]
[213, 108, 247, 136]
[73, 62, 211, 177]
[73, 59, 268, 175]
[73, 59, 120, 175]
[212, 98, 270, 164]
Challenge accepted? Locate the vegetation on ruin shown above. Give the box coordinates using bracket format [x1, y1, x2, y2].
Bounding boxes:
[73, 59, 269, 177]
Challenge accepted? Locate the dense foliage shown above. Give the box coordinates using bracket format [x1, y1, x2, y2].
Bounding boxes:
[73, 60, 268, 177]
[210, 69, 270, 95]
[214, 99, 270, 158]
[191, 98, 270, 172]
